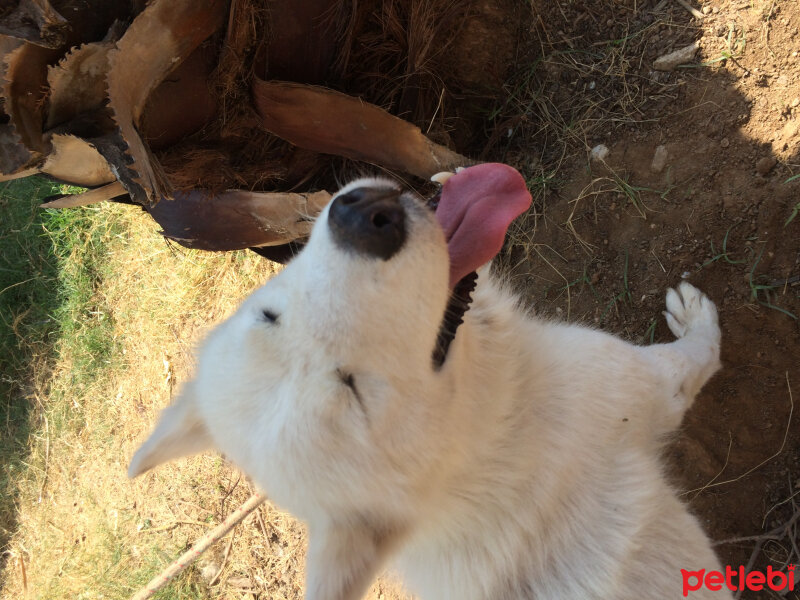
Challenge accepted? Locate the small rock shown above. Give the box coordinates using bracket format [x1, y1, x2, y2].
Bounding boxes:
[227, 577, 254, 589]
[792, 97, 800, 107]
[720, 137, 730, 148]
[590, 144, 610, 162]
[654, 42, 700, 71]
[199, 561, 221, 583]
[702, 5, 711, 14]
[756, 156, 777, 175]
[651, 145, 669, 173]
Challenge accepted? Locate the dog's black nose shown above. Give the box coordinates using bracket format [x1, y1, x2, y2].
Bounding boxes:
[328, 186, 406, 260]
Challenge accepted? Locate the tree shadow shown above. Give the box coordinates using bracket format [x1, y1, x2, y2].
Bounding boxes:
[0, 176, 63, 576]
[490, 1, 799, 595]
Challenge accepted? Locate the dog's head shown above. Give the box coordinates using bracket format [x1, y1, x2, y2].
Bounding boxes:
[128, 164, 530, 523]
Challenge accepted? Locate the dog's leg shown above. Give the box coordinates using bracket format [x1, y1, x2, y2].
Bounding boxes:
[642, 282, 721, 431]
[305, 520, 398, 600]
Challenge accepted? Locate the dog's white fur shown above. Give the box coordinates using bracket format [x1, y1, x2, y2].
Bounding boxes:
[130, 178, 730, 599]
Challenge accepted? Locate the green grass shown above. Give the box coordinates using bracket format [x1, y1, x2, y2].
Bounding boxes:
[0, 178, 279, 600]
[0, 176, 63, 570]
[701, 226, 750, 268]
[747, 247, 798, 320]
[0, 176, 120, 587]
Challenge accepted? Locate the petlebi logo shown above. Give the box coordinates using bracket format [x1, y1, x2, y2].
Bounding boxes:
[681, 564, 796, 596]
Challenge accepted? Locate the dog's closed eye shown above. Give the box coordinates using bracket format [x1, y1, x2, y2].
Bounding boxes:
[261, 309, 279, 324]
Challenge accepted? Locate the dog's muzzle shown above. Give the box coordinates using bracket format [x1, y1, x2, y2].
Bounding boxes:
[328, 186, 406, 260]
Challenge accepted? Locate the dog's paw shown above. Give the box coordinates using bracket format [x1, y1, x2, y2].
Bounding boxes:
[663, 282, 719, 340]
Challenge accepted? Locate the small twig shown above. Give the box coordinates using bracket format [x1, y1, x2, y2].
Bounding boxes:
[255, 505, 271, 546]
[38, 413, 49, 503]
[768, 274, 800, 287]
[426, 88, 445, 135]
[533, 245, 572, 319]
[219, 474, 241, 518]
[715, 509, 799, 546]
[688, 431, 732, 500]
[19, 554, 28, 595]
[650, 248, 667, 273]
[762, 487, 800, 529]
[676, 0, 704, 20]
[137, 520, 212, 534]
[130, 493, 266, 600]
[39, 181, 127, 208]
[208, 525, 236, 586]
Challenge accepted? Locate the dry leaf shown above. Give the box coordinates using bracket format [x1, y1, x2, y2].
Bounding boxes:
[147, 189, 331, 251]
[0, 41, 59, 173]
[105, 0, 227, 203]
[252, 79, 472, 179]
[140, 43, 217, 151]
[0, 0, 69, 49]
[40, 180, 127, 208]
[40, 133, 115, 186]
[46, 42, 111, 129]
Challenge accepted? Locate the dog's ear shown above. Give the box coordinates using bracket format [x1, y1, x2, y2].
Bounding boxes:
[305, 519, 400, 600]
[128, 382, 212, 478]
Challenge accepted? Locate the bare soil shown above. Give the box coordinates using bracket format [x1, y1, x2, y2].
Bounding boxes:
[494, 1, 799, 596]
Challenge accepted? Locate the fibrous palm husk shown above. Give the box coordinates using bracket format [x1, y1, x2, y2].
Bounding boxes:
[0, 0, 69, 49]
[0, 0, 527, 251]
[0, 41, 59, 173]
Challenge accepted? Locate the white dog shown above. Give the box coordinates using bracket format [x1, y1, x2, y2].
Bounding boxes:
[130, 164, 729, 599]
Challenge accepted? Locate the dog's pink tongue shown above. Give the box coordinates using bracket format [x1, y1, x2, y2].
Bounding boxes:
[436, 163, 531, 287]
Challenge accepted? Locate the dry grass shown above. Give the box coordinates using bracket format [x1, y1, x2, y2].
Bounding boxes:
[0, 199, 411, 599]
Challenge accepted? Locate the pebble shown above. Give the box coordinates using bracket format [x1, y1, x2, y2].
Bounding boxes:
[702, 5, 711, 14]
[720, 137, 730, 148]
[756, 156, 777, 175]
[590, 144, 610, 162]
[651, 145, 669, 173]
[792, 97, 800, 107]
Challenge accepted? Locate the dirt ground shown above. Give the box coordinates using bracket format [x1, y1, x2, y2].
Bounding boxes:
[492, 1, 798, 596]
